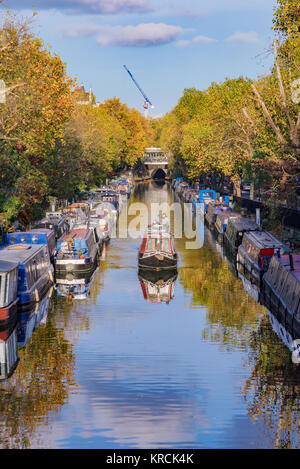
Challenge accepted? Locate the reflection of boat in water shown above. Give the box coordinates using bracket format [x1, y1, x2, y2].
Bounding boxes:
[138, 223, 177, 271]
[0, 315, 19, 380]
[17, 287, 53, 347]
[267, 309, 300, 364]
[238, 272, 262, 303]
[138, 269, 177, 304]
[262, 254, 300, 337]
[55, 272, 95, 300]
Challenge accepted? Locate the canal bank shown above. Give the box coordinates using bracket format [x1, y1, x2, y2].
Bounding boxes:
[1, 182, 300, 449]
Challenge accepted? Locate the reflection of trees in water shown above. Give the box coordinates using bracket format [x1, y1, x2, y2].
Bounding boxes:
[178, 242, 265, 334]
[0, 278, 105, 448]
[244, 315, 300, 449]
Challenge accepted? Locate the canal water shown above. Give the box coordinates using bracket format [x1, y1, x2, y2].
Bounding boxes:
[1, 182, 300, 449]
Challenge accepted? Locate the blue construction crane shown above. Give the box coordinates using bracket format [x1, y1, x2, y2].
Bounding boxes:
[123, 65, 154, 116]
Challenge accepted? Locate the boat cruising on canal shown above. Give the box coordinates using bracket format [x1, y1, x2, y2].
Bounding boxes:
[237, 231, 288, 287]
[54, 228, 99, 275]
[0, 244, 54, 309]
[262, 254, 300, 337]
[138, 223, 177, 271]
[0, 260, 19, 324]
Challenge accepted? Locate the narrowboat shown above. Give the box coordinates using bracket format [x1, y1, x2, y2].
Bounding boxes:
[0, 260, 19, 324]
[215, 211, 241, 244]
[138, 269, 177, 304]
[237, 231, 288, 287]
[6, 228, 57, 261]
[72, 220, 104, 254]
[95, 188, 120, 211]
[138, 225, 177, 270]
[90, 211, 113, 243]
[0, 323, 19, 380]
[193, 189, 217, 215]
[34, 215, 70, 240]
[204, 201, 232, 229]
[54, 228, 99, 275]
[0, 244, 54, 309]
[262, 254, 300, 337]
[224, 217, 261, 258]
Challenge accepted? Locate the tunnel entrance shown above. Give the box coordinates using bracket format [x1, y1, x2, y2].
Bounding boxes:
[152, 168, 166, 180]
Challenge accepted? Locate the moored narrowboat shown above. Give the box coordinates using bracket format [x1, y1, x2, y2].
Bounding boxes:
[54, 228, 99, 275]
[0, 260, 19, 324]
[34, 215, 70, 240]
[0, 244, 54, 309]
[224, 217, 261, 258]
[6, 228, 57, 261]
[262, 254, 300, 337]
[237, 231, 289, 287]
[215, 211, 241, 244]
[72, 220, 104, 254]
[138, 225, 177, 270]
[205, 201, 232, 228]
[193, 189, 217, 215]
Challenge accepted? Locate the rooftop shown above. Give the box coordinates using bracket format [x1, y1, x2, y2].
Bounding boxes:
[0, 259, 19, 273]
[0, 244, 46, 263]
[245, 231, 288, 250]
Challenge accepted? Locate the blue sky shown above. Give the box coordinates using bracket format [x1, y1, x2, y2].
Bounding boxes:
[2, 0, 277, 116]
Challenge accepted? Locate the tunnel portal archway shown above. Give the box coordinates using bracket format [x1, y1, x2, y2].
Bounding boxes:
[151, 168, 166, 180]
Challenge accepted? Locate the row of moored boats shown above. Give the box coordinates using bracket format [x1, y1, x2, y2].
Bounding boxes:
[173, 178, 300, 339]
[0, 177, 134, 375]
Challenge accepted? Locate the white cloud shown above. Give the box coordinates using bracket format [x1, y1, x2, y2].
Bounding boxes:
[175, 39, 190, 48]
[175, 35, 217, 48]
[192, 35, 217, 44]
[63, 23, 185, 47]
[225, 31, 259, 44]
[10, 0, 154, 15]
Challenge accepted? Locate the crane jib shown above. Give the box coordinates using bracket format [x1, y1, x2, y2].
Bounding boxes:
[123, 65, 153, 107]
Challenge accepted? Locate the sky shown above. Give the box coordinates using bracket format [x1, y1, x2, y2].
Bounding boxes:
[1, 0, 278, 117]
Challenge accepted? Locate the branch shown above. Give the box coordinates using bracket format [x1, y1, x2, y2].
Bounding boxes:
[273, 39, 294, 135]
[251, 83, 287, 146]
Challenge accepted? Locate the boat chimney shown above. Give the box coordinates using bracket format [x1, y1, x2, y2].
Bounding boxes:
[289, 254, 294, 271]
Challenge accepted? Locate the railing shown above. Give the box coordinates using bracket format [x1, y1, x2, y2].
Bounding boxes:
[143, 154, 169, 163]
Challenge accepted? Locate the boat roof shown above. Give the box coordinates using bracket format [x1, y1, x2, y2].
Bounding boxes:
[217, 211, 241, 221]
[58, 228, 92, 242]
[35, 217, 64, 225]
[0, 244, 46, 263]
[244, 230, 288, 250]
[0, 259, 19, 273]
[280, 254, 300, 282]
[228, 217, 260, 231]
[8, 228, 54, 237]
